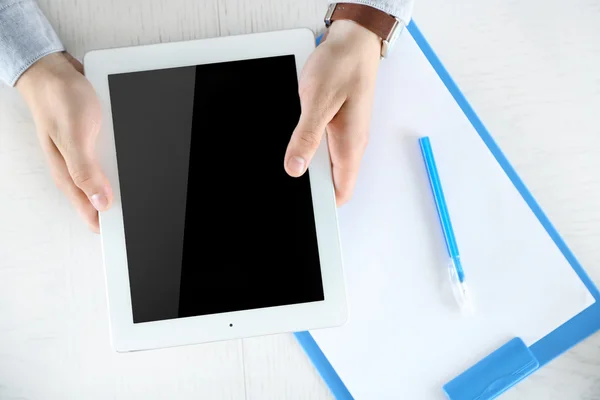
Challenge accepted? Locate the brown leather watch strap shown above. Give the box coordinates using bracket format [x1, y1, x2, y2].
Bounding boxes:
[325, 3, 398, 42]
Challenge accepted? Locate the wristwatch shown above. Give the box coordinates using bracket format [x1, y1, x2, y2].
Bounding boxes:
[324, 3, 404, 59]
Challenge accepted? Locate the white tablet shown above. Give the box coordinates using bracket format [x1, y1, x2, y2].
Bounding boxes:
[83, 29, 347, 352]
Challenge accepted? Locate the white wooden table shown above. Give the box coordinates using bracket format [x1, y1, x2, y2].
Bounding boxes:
[1, 0, 600, 399]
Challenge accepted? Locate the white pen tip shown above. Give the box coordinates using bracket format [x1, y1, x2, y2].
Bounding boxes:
[456, 282, 475, 315]
[448, 261, 475, 315]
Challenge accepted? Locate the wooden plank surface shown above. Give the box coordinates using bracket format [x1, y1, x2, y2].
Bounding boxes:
[1, 0, 599, 398]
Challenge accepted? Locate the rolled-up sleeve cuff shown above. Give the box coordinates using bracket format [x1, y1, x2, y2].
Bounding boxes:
[0, 0, 65, 86]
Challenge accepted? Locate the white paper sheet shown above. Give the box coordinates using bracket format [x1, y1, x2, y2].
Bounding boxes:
[309, 30, 595, 400]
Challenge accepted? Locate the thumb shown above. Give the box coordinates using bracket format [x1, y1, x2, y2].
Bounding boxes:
[65, 150, 112, 212]
[285, 89, 344, 177]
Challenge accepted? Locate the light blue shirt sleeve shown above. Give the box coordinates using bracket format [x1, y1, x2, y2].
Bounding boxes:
[0, 0, 64, 86]
[328, 0, 415, 26]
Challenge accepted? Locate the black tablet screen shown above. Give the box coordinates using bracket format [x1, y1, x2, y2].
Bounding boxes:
[107, 55, 325, 324]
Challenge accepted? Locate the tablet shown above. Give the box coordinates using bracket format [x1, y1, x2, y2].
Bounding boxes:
[83, 29, 347, 352]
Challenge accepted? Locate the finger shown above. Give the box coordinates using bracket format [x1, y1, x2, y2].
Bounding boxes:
[326, 97, 372, 206]
[41, 136, 100, 233]
[63, 148, 112, 213]
[284, 85, 345, 177]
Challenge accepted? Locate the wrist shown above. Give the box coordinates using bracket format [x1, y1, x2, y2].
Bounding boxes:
[326, 20, 381, 55]
[16, 52, 72, 98]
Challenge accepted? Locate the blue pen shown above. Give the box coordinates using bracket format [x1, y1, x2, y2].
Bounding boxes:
[419, 136, 474, 314]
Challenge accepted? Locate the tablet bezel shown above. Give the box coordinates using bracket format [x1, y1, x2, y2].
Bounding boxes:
[83, 28, 347, 352]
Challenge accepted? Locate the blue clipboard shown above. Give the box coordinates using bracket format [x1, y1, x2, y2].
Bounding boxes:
[295, 21, 600, 400]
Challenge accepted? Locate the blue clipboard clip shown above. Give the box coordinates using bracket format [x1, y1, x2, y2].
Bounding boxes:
[444, 338, 539, 400]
